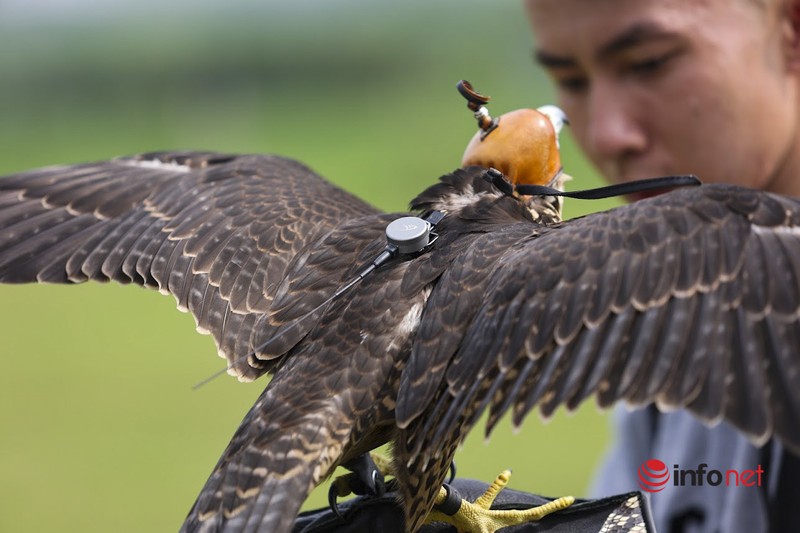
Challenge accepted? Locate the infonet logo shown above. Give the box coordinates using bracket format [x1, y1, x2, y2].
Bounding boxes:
[637, 459, 765, 493]
[638, 459, 670, 492]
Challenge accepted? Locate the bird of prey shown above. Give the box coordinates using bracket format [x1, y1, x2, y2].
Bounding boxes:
[2, 101, 800, 531]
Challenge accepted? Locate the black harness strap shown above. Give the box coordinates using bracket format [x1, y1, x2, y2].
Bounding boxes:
[482, 167, 701, 200]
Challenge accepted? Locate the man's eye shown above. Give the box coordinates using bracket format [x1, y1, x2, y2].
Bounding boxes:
[628, 49, 680, 76]
[555, 75, 589, 93]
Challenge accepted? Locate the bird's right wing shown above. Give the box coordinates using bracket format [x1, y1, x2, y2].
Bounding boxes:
[399, 184, 800, 464]
[0, 151, 381, 380]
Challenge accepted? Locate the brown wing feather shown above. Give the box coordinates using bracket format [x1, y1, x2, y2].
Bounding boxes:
[395, 224, 539, 428]
[402, 184, 800, 462]
[0, 151, 380, 380]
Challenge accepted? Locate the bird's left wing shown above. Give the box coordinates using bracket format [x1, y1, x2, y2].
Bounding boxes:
[0, 151, 381, 379]
[400, 183, 800, 462]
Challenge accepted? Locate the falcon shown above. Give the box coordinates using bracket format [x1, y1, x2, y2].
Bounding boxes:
[1, 84, 800, 532]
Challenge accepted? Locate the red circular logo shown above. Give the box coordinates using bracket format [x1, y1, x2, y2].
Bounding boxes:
[638, 459, 669, 493]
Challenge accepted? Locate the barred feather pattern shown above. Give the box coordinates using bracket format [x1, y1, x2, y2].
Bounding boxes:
[2, 157, 800, 532]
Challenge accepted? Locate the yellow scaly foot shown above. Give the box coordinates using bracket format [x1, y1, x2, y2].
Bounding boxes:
[426, 469, 574, 533]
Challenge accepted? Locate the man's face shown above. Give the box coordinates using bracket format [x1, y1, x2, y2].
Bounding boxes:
[525, 0, 799, 194]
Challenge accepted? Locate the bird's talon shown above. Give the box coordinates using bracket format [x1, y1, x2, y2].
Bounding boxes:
[328, 475, 355, 518]
[427, 469, 574, 533]
[368, 451, 394, 478]
[327, 451, 394, 517]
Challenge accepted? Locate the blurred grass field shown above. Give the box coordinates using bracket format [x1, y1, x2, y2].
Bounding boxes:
[0, 1, 622, 531]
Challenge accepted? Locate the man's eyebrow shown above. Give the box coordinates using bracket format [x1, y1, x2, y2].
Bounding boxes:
[534, 48, 576, 69]
[534, 22, 677, 68]
[597, 22, 675, 60]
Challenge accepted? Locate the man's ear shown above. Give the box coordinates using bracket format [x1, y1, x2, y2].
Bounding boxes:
[782, 0, 800, 71]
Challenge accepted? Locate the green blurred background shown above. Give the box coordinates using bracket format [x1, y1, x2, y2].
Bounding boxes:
[0, 1, 623, 531]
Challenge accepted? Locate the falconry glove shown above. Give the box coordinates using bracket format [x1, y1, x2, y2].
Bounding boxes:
[293, 479, 656, 533]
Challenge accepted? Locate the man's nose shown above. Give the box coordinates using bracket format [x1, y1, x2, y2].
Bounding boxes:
[584, 82, 647, 160]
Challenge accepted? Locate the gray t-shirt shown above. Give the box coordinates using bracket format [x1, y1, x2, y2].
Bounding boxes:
[591, 407, 795, 533]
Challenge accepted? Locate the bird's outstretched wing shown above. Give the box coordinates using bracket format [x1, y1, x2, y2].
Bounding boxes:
[0, 151, 380, 380]
[399, 183, 800, 462]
